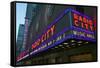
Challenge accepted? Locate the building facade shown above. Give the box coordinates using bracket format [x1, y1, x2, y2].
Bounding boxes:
[16, 24, 25, 57]
[16, 4, 97, 65]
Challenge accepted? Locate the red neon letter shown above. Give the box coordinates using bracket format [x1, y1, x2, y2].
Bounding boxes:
[51, 25, 55, 35]
[47, 29, 51, 39]
[83, 17, 87, 23]
[32, 43, 36, 49]
[84, 24, 89, 30]
[41, 34, 46, 43]
[74, 20, 79, 26]
[79, 16, 83, 22]
[73, 13, 78, 20]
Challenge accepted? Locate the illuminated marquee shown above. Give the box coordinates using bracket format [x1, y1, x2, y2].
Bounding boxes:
[71, 9, 96, 40]
[17, 8, 96, 62]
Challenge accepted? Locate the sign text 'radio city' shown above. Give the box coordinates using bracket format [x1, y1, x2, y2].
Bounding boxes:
[73, 13, 96, 32]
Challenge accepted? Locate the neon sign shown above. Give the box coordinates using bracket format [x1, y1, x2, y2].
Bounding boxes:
[71, 9, 96, 41]
[32, 25, 55, 49]
[30, 29, 68, 56]
[72, 10, 96, 32]
[73, 13, 94, 31]
[72, 30, 95, 39]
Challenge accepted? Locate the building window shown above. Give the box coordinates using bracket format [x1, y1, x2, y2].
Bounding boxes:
[36, 22, 39, 32]
[46, 5, 54, 17]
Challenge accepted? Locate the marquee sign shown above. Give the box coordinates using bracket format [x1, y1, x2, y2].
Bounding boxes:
[71, 9, 96, 41]
[17, 8, 96, 62]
